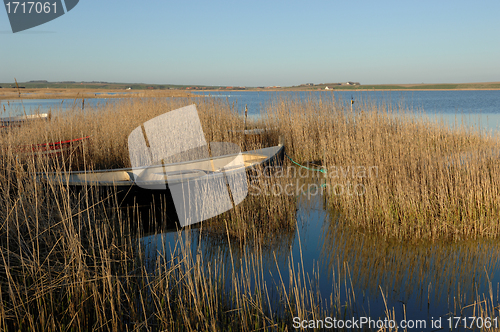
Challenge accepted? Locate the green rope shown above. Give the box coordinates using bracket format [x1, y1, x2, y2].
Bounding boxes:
[284, 153, 328, 197]
[285, 152, 327, 174]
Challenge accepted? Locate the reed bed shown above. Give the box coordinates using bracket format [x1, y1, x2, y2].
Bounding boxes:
[1, 93, 499, 331]
[0, 96, 309, 331]
[266, 93, 500, 242]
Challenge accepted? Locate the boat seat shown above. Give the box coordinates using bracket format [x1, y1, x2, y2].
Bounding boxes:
[134, 168, 209, 183]
[71, 171, 132, 183]
[106, 171, 132, 182]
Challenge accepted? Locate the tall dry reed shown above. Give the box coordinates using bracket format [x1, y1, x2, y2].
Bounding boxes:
[266, 93, 500, 241]
[1, 93, 498, 331]
[0, 96, 307, 331]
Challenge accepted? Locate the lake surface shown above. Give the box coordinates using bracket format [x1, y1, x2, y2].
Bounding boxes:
[0, 97, 122, 117]
[3, 90, 500, 134]
[142, 175, 500, 330]
[5, 90, 500, 329]
[192, 90, 500, 113]
[193, 90, 500, 134]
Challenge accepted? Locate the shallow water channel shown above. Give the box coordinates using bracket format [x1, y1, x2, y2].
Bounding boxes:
[140, 171, 500, 330]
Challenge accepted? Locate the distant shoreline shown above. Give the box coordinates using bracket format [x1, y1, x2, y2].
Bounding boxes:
[249, 87, 500, 92]
[1, 83, 500, 100]
[221, 88, 500, 93]
[0, 88, 195, 100]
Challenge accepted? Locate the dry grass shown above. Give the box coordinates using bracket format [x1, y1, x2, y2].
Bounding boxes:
[0, 96, 304, 331]
[1, 94, 500, 331]
[267, 93, 500, 242]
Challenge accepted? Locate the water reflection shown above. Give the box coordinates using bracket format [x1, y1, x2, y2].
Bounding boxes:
[321, 217, 500, 315]
[140, 174, 500, 325]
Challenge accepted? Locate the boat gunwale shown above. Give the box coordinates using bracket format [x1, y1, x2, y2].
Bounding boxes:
[0, 113, 50, 123]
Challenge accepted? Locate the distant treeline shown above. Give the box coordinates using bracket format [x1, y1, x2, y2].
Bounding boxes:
[0, 81, 231, 90]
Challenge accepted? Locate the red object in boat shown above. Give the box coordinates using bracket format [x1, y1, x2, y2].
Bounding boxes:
[16, 136, 91, 158]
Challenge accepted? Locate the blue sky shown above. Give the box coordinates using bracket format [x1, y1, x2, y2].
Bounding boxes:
[1, 0, 499, 86]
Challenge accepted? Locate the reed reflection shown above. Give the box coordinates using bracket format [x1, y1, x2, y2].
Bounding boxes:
[320, 212, 500, 307]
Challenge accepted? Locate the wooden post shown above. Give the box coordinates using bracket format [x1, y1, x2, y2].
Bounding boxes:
[243, 104, 248, 149]
[244, 104, 248, 130]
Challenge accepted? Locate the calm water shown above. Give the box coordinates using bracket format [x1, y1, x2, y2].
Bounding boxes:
[4, 90, 500, 133]
[6, 90, 500, 329]
[193, 90, 500, 134]
[141, 175, 500, 330]
[0, 97, 118, 116]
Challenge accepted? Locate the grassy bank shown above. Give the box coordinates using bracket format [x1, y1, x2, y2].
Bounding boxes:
[0, 88, 194, 100]
[294, 82, 500, 90]
[3, 81, 500, 93]
[1, 94, 500, 330]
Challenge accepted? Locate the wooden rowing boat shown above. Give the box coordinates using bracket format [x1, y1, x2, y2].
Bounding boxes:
[39, 144, 283, 189]
[0, 113, 50, 128]
[38, 144, 284, 227]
